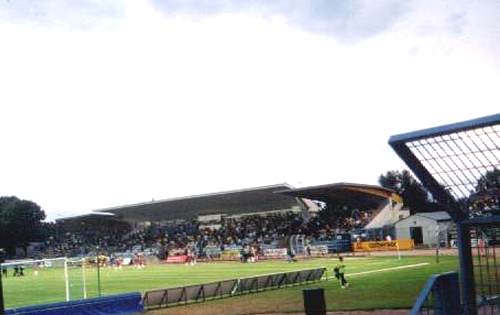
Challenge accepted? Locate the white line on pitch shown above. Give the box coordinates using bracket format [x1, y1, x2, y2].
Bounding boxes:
[326, 262, 429, 280]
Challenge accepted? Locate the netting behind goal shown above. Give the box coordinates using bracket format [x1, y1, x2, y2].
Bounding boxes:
[1, 257, 92, 308]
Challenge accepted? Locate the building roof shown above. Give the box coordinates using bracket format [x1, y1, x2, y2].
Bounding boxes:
[396, 211, 452, 225]
[56, 212, 126, 229]
[91, 183, 306, 221]
[275, 182, 401, 210]
[56, 212, 115, 223]
[416, 211, 452, 222]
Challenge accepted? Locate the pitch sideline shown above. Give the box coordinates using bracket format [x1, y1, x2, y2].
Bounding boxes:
[326, 262, 430, 280]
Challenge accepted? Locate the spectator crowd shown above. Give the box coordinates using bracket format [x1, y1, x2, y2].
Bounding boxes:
[33, 208, 377, 261]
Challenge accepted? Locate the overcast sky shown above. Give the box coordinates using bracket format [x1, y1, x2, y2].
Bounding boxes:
[1, 0, 499, 221]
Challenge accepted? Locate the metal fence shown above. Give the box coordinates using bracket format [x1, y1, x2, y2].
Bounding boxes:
[469, 222, 500, 315]
[389, 113, 499, 315]
[143, 267, 326, 310]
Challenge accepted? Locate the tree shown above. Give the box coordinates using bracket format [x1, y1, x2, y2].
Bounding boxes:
[0, 196, 46, 256]
[378, 170, 438, 214]
[468, 168, 499, 215]
[475, 168, 499, 193]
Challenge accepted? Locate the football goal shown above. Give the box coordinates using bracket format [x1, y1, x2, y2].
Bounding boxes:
[1, 257, 88, 307]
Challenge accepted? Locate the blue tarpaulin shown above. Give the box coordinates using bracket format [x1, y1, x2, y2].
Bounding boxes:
[5, 292, 143, 315]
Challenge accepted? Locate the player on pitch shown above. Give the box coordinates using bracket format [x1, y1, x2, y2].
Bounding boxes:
[334, 256, 349, 288]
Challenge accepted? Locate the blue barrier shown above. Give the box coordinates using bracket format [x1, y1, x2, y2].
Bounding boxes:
[5, 292, 143, 315]
[410, 272, 460, 315]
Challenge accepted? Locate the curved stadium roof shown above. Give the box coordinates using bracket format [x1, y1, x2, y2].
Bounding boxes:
[92, 184, 307, 221]
[59, 183, 402, 223]
[275, 183, 400, 210]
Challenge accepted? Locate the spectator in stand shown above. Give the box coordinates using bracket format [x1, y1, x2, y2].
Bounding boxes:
[35, 207, 381, 262]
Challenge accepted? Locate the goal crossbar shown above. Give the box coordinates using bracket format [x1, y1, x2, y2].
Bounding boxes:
[0, 257, 87, 302]
[0, 257, 69, 267]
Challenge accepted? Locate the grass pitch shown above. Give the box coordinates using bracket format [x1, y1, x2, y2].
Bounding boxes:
[2, 255, 458, 313]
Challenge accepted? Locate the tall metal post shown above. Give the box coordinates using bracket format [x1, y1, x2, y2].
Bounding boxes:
[82, 258, 87, 299]
[0, 269, 4, 315]
[456, 223, 476, 315]
[435, 226, 440, 264]
[436, 244, 440, 264]
[96, 255, 102, 297]
[0, 249, 5, 315]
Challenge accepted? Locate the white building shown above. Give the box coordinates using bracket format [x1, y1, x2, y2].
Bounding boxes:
[395, 211, 453, 247]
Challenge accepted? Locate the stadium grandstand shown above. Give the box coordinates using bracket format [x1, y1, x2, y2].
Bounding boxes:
[33, 182, 405, 263]
[276, 183, 405, 240]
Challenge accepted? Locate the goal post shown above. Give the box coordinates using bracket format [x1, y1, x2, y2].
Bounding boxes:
[0, 257, 87, 306]
[66, 258, 88, 301]
[64, 259, 69, 301]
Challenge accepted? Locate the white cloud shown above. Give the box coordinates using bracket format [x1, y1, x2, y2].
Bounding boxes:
[149, 0, 411, 41]
[0, 0, 124, 29]
[0, 1, 498, 220]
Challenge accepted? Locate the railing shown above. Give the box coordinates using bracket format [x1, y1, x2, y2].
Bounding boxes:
[143, 267, 326, 310]
[477, 295, 500, 314]
[410, 272, 460, 315]
[469, 222, 500, 315]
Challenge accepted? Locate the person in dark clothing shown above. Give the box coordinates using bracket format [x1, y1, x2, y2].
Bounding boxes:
[240, 246, 250, 263]
[334, 256, 349, 288]
[305, 244, 312, 257]
[286, 246, 297, 262]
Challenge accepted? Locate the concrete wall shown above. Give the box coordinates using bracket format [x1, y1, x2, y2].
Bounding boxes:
[395, 215, 452, 246]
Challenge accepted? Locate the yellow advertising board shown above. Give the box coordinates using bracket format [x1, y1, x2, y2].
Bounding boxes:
[353, 239, 414, 251]
[221, 249, 241, 259]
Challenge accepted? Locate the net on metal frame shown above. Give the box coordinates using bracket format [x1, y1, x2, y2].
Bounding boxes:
[390, 114, 500, 314]
[405, 127, 498, 201]
[390, 114, 499, 218]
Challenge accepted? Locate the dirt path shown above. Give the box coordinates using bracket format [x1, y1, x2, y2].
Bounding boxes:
[256, 311, 409, 315]
[327, 311, 408, 315]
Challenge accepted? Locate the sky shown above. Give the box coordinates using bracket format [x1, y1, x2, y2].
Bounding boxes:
[0, 0, 499, 221]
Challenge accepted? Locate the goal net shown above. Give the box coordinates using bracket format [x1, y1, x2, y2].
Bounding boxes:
[0, 257, 88, 308]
